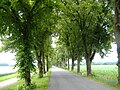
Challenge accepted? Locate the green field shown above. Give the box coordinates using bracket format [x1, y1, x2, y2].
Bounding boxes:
[75, 65, 120, 88]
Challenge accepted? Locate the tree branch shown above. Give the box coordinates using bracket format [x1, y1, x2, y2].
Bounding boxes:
[90, 50, 96, 63]
[0, 7, 7, 12]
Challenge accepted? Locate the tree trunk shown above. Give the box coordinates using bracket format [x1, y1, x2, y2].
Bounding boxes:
[42, 51, 46, 74]
[25, 71, 31, 86]
[86, 58, 92, 76]
[22, 31, 32, 86]
[114, 0, 120, 84]
[68, 58, 69, 70]
[34, 46, 43, 78]
[77, 57, 80, 73]
[23, 47, 32, 86]
[46, 55, 49, 72]
[63, 59, 66, 68]
[71, 56, 74, 71]
[60, 62, 62, 68]
[37, 50, 43, 78]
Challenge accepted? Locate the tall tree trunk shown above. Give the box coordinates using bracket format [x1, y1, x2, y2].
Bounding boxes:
[68, 58, 69, 70]
[63, 59, 66, 68]
[86, 58, 92, 76]
[114, 0, 120, 84]
[38, 51, 43, 78]
[34, 46, 43, 78]
[42, 51, 46, 74]
[25, 71, 31, 86]
[71, 56, 74, 71]
[23, 47, 31, 86]
[60, 62, 62, 68]
[46, 55, 49, 72]
[77, 56, 80, 73]
[22, 30, 32, 86]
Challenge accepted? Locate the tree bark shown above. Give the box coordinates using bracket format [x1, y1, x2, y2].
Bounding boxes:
[22, 29, 32, 86]
[34, 46, 43, 78]
[46, 55, 49, 72]
[38, 51, 43, 78]
[42, 51, 46, 74]
[23, 46, 31, 86]
[77, 56, 80, 73]
[68, 58, 70, 70]
[71, 56, 74, 71]
[86, 58, 92, 76]
[114, 0, 120, 84]
[60, 62, 62, 68]
[63, 59, 66, 68]
[25, 71, 31, 86]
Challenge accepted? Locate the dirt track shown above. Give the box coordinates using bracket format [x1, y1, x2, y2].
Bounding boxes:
[0, 78, 18, 89]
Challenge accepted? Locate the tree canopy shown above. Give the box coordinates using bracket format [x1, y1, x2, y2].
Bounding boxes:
[0, 0, 119, 88]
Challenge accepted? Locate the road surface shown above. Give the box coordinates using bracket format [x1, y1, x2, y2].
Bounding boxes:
[49, 66, 117, 90]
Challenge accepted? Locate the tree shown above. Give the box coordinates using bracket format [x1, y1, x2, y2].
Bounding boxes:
[58, 0, 113, 76]
[114, 0, 120, 84]
[33, 0, 56, 77]
[0, 0, 35, 86]
[0, 0, 52, 86]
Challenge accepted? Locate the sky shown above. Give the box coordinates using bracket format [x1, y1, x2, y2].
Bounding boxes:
[93, 43, 118, 62]
[0, 42, 118, 65]
[0, 52, 16, 65]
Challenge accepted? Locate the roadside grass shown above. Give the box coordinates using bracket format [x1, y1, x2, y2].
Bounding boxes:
[73, 65, 120, 89]
[2, 70, 51, 90]
[0, 73, 17, 82]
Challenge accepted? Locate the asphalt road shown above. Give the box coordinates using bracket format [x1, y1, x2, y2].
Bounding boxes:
[48, 66, 117, 90]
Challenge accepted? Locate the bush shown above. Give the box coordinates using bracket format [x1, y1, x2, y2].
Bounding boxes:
[17, 82, 37, 90]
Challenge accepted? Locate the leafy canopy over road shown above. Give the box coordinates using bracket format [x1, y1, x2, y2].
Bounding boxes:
[0, 0, 120, 89]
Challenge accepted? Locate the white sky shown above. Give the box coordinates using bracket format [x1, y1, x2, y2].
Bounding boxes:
[52, 37, 56, 48]
[94, 43, 118, 62]
[0, 52, 16, 65]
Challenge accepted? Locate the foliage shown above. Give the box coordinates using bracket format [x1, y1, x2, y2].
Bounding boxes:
[55, 0, 114, 76]
[0, 0, 118, 87]
[0, 0, 56, 85]
[17, 83, 37, 90]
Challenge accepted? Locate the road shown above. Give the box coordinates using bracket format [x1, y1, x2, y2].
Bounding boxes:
[48, 66, 117, 90]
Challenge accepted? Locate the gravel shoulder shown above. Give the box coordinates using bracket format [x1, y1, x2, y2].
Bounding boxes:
[48, 66, 118, 90]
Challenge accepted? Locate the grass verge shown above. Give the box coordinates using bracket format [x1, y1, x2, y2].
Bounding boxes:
[2, 70, 51, 90]
[0, 73, 17, 82]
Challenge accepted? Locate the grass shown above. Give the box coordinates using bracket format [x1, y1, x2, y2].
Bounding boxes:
[74, 65, 120, 89]
[2, 70, 51, 90]
[0, 73, 17, 82]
